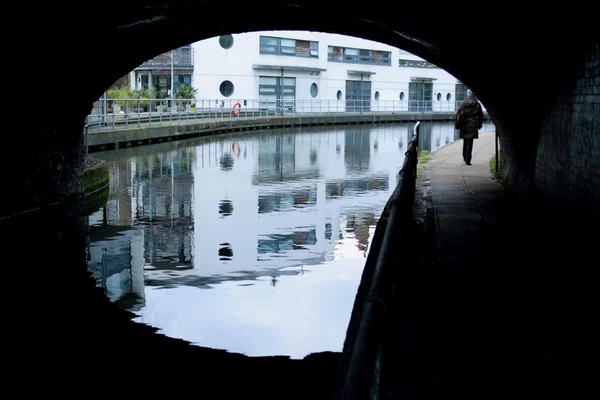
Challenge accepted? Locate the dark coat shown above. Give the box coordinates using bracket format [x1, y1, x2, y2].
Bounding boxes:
[455, 95, 484, 140]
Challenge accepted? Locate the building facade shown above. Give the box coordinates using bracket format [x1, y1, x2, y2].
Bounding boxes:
[191, 31, 473, 112]
[130, 44, 194, 98]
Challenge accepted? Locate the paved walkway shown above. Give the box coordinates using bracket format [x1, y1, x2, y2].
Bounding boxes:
[383, 132, 518, 399]
[381, 129, 597, 400]
[426, 132, 506, 257]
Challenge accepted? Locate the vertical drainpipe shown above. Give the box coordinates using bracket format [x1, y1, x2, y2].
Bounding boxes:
[281, 68, 285, 115]
[360, 73, 364, 115]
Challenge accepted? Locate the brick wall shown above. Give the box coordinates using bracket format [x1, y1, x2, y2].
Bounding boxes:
[535, 40, 600, 209]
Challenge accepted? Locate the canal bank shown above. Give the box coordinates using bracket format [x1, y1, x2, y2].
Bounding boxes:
[87, 112, 491, 153]
[82, 157, 109, 214]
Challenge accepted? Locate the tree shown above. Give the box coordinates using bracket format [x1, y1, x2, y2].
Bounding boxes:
[175, 84, 197, 106]
[130, 87, 156, 110]
[106, 86, 156, 111]
[106, 85, 131, 108]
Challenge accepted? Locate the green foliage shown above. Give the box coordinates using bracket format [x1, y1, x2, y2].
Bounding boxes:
[489, 155, 497, 174]
[489, 154, 503, 183]
[130, 87, 156, 108]
[107, 86, 157, 109]
[82, 160, 109, 194]
[418, 149, 431, 164]
[106, 85, 131, 107]
[175, 84, 197, 105]
[416, 149, 430, 179]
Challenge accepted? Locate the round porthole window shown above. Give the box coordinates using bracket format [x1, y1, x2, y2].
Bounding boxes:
[310, 83, 318, 98]
[337, 90, 342, 100]
[399, 92, 405, 101]
[219, 35, 234, 49]
[219, 80, 234, 97]
[375, 91, 380, 101]
[437, 93, 442, 101]
[446, 93, 452, 101]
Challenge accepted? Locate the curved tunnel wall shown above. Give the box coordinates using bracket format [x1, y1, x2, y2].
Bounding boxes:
[535, 40, 599, 209]
[4, 2, 598, 393]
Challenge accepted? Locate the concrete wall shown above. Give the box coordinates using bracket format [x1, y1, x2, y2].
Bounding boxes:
[82, 159, 109, 194]
[86, 112, 478, 152]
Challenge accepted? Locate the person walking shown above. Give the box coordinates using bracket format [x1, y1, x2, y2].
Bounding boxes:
[455, 89, 484, 165]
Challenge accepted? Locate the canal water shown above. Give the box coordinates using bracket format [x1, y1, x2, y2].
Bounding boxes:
[86, 120, 495, 359]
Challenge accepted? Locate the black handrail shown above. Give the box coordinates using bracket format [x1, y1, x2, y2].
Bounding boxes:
[335, 121, 420, 400]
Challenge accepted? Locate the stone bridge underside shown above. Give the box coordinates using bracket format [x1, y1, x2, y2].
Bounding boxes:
[4, 2, 598, 398]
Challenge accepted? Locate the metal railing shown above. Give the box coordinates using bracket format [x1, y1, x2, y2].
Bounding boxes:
[138, 46, 193, 68]
[337, 121, 421, 400]
[84, 98, 458, 131]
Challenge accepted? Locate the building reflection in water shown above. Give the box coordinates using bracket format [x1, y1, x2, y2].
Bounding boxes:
[344, 126, 371, 173]
[86, 213, 146, 311]
[219, 199, 233, 217]
[87, 147, 195, 307]
[85, 121, 495, 357]
[345, 213, 377, 255]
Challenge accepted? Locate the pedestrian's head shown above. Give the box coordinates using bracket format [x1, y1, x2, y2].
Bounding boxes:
[467, 89, 474, 97]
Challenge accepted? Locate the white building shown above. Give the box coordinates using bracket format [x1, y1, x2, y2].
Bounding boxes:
[190, 31, 472, 113]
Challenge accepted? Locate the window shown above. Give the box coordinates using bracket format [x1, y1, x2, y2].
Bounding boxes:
[259, 76, 296, 111]
[219, 35, 234, 49]
[346, 80, 371, 112]
[345, 48, 359, 63]
[260, 37, 278, 54]
[359, 49, 370, 63]
[398, 59, 437, 68]
[220, 80, 234, 97]
[374, 91, 380, 101]
[371, 50, 385, 64]
[328, 46, 391, 65]
[337, 90, 342, 100]
[399, 92, 405, 101]
[259, 36, 319, 57]
[310, 42, 318, 57]
[328, 46, 344, 62]
[310, 83, 318, 98]
[455, 83, 467, 110]
[408, 82, 433, 112]
[446, 93, 452, 101]
[437, 93, 442, 101]
[280, 39, 295, 55]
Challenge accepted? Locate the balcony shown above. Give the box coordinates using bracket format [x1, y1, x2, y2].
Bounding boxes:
[137, 46, 194, 70]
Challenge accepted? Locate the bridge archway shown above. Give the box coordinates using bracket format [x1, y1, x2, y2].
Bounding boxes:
[5, 2, 598, 397]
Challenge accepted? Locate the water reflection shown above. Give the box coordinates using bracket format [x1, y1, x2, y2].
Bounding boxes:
[345, 127, 371, 172]
[219, 199, 233, 217]
[86, 121, 494, 358]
